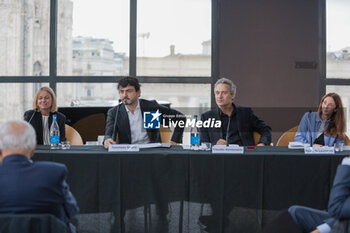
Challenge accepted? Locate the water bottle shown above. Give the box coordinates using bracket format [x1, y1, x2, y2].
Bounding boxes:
[50, 115, 60, 149]
[190, 115, 200, 150]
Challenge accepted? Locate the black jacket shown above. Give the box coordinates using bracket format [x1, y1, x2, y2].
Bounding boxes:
[200, 105, 272, 146]
[104, 99, 184, 144]
[24, 110, 66, 144]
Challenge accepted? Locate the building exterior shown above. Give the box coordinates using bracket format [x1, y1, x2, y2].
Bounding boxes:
[0, 0, 72, 125]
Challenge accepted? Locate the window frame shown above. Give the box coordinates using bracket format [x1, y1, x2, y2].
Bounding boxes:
[321, 0, 350, 95]
[0, 0, 218, 103]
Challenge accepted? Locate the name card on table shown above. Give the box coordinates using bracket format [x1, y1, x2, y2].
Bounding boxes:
[304, 146, 334, 154]
[212, 145, 244, 154]
[108, 144, 140, 152]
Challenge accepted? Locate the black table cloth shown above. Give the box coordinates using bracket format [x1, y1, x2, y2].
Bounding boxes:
[33, 145, 348, 233]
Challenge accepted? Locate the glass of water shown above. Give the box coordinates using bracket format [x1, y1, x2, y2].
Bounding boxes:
[60, 141, 71, 150]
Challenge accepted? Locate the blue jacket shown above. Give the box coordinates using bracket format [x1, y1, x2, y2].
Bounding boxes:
[295, 112, 344, 146]
[0, 154, 79, 232]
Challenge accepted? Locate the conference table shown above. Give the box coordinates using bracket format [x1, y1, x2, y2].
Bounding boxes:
[33, 145, 348, 233]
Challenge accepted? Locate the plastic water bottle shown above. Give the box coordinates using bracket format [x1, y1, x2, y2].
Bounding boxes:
[50, 115, 60, 149]
[190, 115, 200, 150]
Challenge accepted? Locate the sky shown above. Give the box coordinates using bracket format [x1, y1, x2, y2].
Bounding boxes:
[71, 0, 211, 57]
[71, 0, 350, 55]
[326, 0, 350, 52]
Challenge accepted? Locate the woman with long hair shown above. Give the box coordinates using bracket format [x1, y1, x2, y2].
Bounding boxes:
[295, 92, 346, 146]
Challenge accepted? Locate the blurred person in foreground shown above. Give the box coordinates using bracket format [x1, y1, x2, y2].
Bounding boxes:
[0, 120, 79, 233]
[262, 156, 350, 233]
[24, 86, 66, 145]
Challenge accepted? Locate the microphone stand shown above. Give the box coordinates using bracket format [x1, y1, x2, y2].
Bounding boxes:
[226, 116, 231, 146]
[112, 100, 122, 142]
[28, 108, 38, 123]
[307, 110, 313, 147]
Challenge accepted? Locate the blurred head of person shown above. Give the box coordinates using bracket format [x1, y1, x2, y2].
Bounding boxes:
[32, 86, 57, 115]
[317, 92, 346, 140]
[0, 120, 37, 159]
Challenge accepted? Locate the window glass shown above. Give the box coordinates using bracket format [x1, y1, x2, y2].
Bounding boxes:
[0, 1, 49, 76]
[326, 0, 350, 79]
[0, 83, 49, 125]
[326, 86, 349, 136]
[57, 83, 210, 109]
[136, 0, 211, 76]
[57, 0, 129, 76]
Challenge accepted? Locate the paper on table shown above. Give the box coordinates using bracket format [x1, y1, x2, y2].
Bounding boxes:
[138, 143, 163, 149]
[288, 141, 308, 149]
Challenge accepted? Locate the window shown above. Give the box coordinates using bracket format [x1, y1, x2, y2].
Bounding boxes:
[326, 0, 350, 136]
[57, 0, 129, 76]
[0, 83, 49, 125]
[0, 1, 49, 76]
[0, 0, 214, 125]
[136, 0, 211, 76]
[326, 0, 350, 79]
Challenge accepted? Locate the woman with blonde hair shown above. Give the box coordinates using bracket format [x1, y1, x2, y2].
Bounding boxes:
[24, 86, 66, 145]
[295, 92, 346, 146]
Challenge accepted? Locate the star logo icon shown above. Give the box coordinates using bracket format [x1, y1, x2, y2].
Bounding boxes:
[143, 110, 162, 129]
[150, 110, 161, 122]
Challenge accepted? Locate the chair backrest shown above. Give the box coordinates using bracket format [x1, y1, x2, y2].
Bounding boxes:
[65, 124, 83, 145]
[160, 126, 172, 143]
[72, 113, 106, 143]
[345, 136, 350, 145]
[276, 125, 299, 146]
[253, 131, 261, 145]
[0, 214, 69, 233]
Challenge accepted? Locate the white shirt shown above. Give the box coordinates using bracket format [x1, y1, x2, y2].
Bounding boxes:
[42, 115, 50, 145]
[124, 102, 150, 144]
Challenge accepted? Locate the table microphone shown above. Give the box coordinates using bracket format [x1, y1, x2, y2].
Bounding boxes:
[28, 108, 39, 123]
[112, 100, 122, 142]
[226, 116, 231, 146]
[307, 110, 313, 147]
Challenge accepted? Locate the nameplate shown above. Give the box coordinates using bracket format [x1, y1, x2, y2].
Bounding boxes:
[304, 146, 334, 154]
[108, 144, 140, 152]
[212, 145, 244, 154]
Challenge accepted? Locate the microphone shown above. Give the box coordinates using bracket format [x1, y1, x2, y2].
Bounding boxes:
[28, 108, 38, 123]
[226, 116, 231, 146]
[307, 110, 313, 146]
[112, 100, 122, 142]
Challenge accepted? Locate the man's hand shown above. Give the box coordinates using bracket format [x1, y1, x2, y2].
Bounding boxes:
[170, 141, 178, 146]
[256, 143, 265, 146]
[216, 139, 227, 145]
[104, 138, 116, 149]
[310, 229, 320, 233]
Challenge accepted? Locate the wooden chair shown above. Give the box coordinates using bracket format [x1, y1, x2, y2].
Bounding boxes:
[160, 126, 172, 143]
[65, 124, 83, 145]
[345, 136, 350, 145]
[276, 125, 299, 146]
[253, 131, 261, 145]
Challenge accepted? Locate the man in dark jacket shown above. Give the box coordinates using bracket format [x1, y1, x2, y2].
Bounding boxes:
[0, 120, 79, 233]
[200, 77, 271, 146]
[198, 77, 272, 232]
[104, 76, 184, 148]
